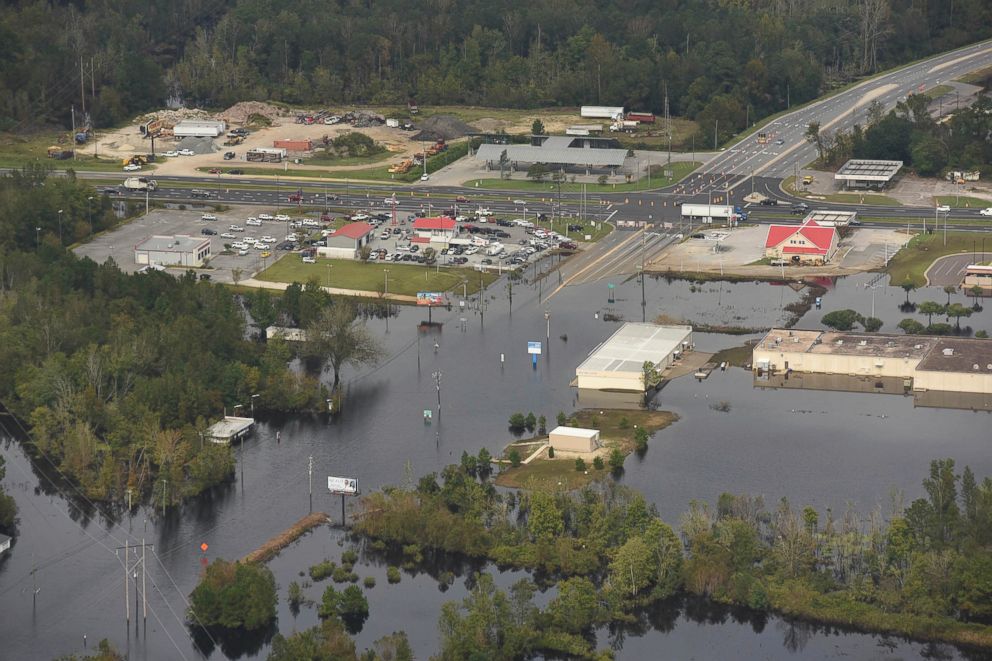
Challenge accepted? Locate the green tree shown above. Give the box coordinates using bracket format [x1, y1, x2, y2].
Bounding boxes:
[556, 411, 567, 426]
[944, 285, 957, 305]
[422, 246, 437, 265]
[303, 303, 384, 388]
[189, 559, 277, 630]
[0, 456, 16, 532]
[546, 577, 602, 633]
[509, 449, 521, 467]
[608, 448, 624, 471]
[358, 244, 373, 263]
[508, 412, 526, 431]
[267, 618, 358, 661]
[528, 491, 564, 542]
[821, 309, 863, 331]
[608, 536, 655, 598]
[945, 303, 972, 331]
[531, 119, 545, 135]
[863, 316, 883, 332]
[804, 121, 824, 161]
[527, 163, 549, 182]
[575, 458, 587, 471]
[898, 318, 925, 334]
[634, 427, 649, 452]
[918, 301, 944, 326]
[901, 281, 917, 305]
[524, 412, 537, 433]
[438, 574, 537, 661]
[537, 415, 547, 435]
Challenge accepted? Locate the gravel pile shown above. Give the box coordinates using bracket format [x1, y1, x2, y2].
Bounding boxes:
[220, 101, 285, 125]
[176, 136, 218, 154]
[410, 115, 475, 141]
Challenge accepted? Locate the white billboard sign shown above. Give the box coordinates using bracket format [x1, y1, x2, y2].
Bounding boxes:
[327, 476, 358, 495]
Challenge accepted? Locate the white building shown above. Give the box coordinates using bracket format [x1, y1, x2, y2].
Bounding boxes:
[576, 323, 693, 391]
[834, 159, 903, 190]
[0, 533, 10, 554]
[134, 235, 211, 268]
[549, 426, 600, 453]
[173, 119, 227, 138]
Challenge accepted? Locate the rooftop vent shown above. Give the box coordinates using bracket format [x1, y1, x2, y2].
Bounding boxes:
[943, 348, 954, 356]
[914, 344, 923, 349]
[836, 339, 844, 345]
[859, 340, 868, 346]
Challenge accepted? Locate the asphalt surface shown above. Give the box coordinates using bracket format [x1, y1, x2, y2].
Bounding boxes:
[925, 252, 992, 286]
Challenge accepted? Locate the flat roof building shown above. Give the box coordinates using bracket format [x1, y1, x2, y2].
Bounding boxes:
[475, 135, 630, 175]
[173, 119, 227, 138]
[549, 426, 600, 454]
[753, 329, 992, 394]
[803, 210, 858, 226]
[835, 159, 903, 189]
[963, 264, 992, 292]
[576, 323, 693, 392]
[134, 234, 211, 268]
[205, 416, 255, 444]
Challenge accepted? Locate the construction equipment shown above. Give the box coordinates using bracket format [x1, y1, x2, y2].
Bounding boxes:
[47, 146, 74, 160]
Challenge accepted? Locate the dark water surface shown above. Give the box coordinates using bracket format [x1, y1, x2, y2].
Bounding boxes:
[1, 268, 990, 660]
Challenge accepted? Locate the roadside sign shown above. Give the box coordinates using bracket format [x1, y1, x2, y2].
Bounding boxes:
[417, 292, 444, 306]
[327, 476, 358, 495]
[527, 341, 542, 355]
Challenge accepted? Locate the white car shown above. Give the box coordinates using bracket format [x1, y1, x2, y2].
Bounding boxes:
[302, 256, 316, 264]
[231, 242, 247, 250]
[238, 249, 249, 256]
[351, 213, 369, 221]
[260, 235, 276, 243]
[936, 204, 951, 213]
[201, 214, 217, 221]
[420, 173, 430, 181]
[255, 243, 270, 250]
[464, 246, 480, 255]
[477, 208, 493, 216]
[178, 148, 195, 156]
[220, 232, 236, 239]
[285, 234, 298, 242]
[258, 213, 274, 221]
[243, 238, 258, 246]
[513, 199, 526, 205]
[980, 208, 992, 217]
[246, 218, 262, 226]
[275, 214, 290, 221]
[229, 225, 245, 232]
[123, 164, 141, 171]
[163, 150, 178, 157]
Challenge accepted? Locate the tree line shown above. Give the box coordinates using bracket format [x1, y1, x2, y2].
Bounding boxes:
[2, 0, 990, 145]
[353, 455, 992, 657]
[807, 93, 992, 176]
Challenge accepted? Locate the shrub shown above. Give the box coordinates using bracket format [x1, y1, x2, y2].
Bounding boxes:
[509, 449, 521, 467]
[609, 448, 625, 470]
[619, 416, 630, 429]
[525, 412, 537, 432]
[332, 566, 352, 583]
[288, 581, 303, 608]
[634, 427, 649, 451]
[593, 456, 605, 470]
[387, 566, 401, 584]
[189, 559, 277, 631]
[309, 559, 336, 581]
[508, 412, 526, 431]
[977, 330, 989, 339]
[548, 446, 555, 458]
[557, 411, 567, 426]
[341, 550, 358, 565]
[363, 576, 376, 589]
[575, 458, 587, 472]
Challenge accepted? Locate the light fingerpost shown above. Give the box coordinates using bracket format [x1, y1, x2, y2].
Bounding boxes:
[57, 209, 64, 245]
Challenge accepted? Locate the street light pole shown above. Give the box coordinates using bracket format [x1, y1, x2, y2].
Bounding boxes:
[35, 226, 41, 251]
[57, 209, 63, 245]
[250, 394, 259, 420]
[87, 196, 94, 236]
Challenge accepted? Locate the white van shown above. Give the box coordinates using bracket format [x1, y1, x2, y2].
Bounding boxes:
[246, 218, 262, 226]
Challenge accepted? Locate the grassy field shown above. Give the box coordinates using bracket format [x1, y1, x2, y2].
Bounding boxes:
[817, 192, 902, 206]
[925, 84, 955, 99]
[0, 131, 157, 172]
[464, 161, 698, 193]
[305, 149, 394, 166]
[934, 195, 991, 209]
[956, 65, 992, 86]
[256, 255, 499, 296]
[885, 231, 987, 287]
[495, 409, 678, 491]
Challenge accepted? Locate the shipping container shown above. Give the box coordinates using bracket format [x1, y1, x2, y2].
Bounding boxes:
[580, 105, 625, 119]
[626, 112, 656, 123]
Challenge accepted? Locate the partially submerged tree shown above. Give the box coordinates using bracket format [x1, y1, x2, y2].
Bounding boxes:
[303, 303, 384, 388]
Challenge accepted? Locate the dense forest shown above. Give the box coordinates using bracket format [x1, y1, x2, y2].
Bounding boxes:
[0, 166, 330, 504]
[1, 1, 990, 143]
[355, 455, 992, 656]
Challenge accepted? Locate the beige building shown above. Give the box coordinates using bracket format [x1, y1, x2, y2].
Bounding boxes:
[963, 265, 992, 293]
[575, 323, 693, 391]
[549, 426, 600, 453]
[753, 329, 992, 394]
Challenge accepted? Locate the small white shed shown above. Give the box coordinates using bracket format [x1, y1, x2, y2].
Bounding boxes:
[549, 426, 600, 453]
[0, 533, 11, 554]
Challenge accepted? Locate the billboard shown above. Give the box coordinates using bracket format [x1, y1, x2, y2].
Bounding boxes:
[417, 291, 445, 306]
[327, 476, 358, 495]
[527, 341, 542, 355]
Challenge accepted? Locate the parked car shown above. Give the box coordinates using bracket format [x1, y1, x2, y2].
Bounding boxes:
[759, 198, 778, 206]
[201, 228, 217, 235]
[163, 150, 179, 157]
[238, 249, 249, 256]
[981, 208, 992, 217]
[123, 164, 141, 172]
[201, 213, 217, 221]
[410, 245, 419, 253]
[420, 173, 430, 181]
[302, 256, 316, 264]
[455, 196, 469, 203]
[246, 218, 262, 226]
[220, 232, 236, 239]
[178, 148, 195, 156]
[227, 169, 244, 175]
[223, 152, 236, 160]
[258, 213, 274, 221]
[260, 251, 272, 258]
[936, 204, 951, 213]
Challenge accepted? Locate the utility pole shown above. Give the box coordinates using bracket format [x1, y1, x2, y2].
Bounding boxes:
[664, 85, 672, 171]
[308, 455, 314, 512]
[714, 119, 718, 150]
[432, 370, 442, 415]
[161, 479, 167, 515]
[31, 554, 40, 608]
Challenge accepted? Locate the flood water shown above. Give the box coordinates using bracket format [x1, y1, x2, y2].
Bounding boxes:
[2, 265, 991, 660]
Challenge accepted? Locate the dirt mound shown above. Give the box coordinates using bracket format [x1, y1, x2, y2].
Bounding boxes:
[472, 118, 514, 133]
[177, 137, 218, 154]
[135, 108, 211, 125]
[220, 101, 286, 125]
[411, 115, 476, 142]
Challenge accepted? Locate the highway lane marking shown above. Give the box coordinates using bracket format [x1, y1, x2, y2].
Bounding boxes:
[545, 230, 646, 301]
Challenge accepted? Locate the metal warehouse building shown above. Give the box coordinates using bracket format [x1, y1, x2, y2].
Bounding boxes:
[475, 135, 630, 175]
[834, 159, 903, 189]
[173, 119, 227, 138]
[134, 235, 211, 267]
[576, 323, 693, 392]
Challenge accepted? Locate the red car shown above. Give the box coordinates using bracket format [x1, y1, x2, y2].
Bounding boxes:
[455, 196, 469, 203]
[208, 168, 222, 174]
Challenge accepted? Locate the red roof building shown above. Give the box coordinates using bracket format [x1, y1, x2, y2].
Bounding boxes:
[320, 222, 374, 259]
[764, 220, 839, 264]
[413, 216, 456, 243]
[331, 222, 374, 240]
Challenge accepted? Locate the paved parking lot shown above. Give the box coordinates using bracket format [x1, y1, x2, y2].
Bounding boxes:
[926, 252, 992, 286]
[74, 204, 585, 284]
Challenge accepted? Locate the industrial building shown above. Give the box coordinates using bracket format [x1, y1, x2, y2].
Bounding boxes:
[173, 119, 227, 138]
[548, 426, 600, 453]
[575, 323, 693, 391]
[474, 135, 630, 175]
[753, 329, 992, 394]
[134, 235, 211, 267]
[413, 216, 457, 244]
[834, 159, 903, 189]
[317, 222, 374, 259]
[764, 220, 839, 264]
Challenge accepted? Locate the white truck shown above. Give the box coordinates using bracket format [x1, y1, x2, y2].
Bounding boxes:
[581, 105, 625, 119]
[386, 118, 400, 128]
[485, 242, 504, 256]
[609, 120, 639, 133]
[123, 177, 157, 192]
[680, 204, 748, 223]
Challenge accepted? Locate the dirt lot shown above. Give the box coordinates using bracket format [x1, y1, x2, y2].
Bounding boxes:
[648, 225, 911, 277]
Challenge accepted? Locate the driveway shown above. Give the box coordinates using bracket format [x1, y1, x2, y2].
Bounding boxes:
[925, 252, 992, 286]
